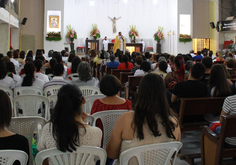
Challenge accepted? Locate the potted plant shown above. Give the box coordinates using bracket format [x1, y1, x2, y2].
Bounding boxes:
[154, 26, 164, 43]
[90, 24, 100, 40]
[66, 25, 77, 43]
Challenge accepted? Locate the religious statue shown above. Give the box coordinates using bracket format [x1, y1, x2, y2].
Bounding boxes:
[108, 16, 121, 33]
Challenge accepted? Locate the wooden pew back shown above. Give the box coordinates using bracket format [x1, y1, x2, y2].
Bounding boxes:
[105, 67, 117, 75]
[111, 69, 131, 79]
[127, 76, 143, 100]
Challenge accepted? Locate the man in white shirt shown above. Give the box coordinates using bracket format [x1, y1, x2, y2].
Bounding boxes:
[7, 51, 19, 68]
[139, 39, 145, 52]
[34, 59, 49, 83]
[189, 50, 195, 58]
[102, 36, 109, 51]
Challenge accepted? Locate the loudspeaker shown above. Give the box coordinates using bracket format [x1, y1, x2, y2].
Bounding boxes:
[210, 22, 215, 29]
[0, 0, 9, 7]
[21, 17, 27, 25]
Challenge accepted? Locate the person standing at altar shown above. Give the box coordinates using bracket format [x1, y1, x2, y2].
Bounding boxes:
[139, 38, 145, 52]
[85, 38, 90, 51]
[102, 36, 109, 51]
[113, 32, 126, 54]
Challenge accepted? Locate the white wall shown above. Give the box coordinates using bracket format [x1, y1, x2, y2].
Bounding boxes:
[177, 0, 193, 54]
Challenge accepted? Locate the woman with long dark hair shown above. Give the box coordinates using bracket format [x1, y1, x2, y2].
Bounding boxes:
[16, 62, 44, 89]
[67, 56, 81, 75]
[37, 84, 102, 163]
[165, 55, 188, 88]
[0, 60, 15, 89]
[208, 64, 232, 97]
[106, 74, 181, 164]
[117, 55, 134, 70]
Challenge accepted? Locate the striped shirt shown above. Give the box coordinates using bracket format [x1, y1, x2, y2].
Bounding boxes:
[222, 95, 236, 146]
[43, 76, 71, 90]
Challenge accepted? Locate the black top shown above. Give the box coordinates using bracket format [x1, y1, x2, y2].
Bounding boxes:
[199, 73, 210, 84]
[0, 134, 29, 165]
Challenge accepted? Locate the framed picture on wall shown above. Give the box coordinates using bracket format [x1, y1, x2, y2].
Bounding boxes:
[49, 16, 59, 28]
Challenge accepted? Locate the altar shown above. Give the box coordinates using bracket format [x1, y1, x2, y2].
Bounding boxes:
[108, 43, 143, 53]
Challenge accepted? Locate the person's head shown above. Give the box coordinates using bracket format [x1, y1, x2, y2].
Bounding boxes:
[202, 57, 212, 69]
[42, 49, 45, 54]
[86, 38, 88, 40]
[218, 52, 223, 61]
[26, 50, 33, 58]
[36, 55, 45, 64]
[53, 52, 62, 64]
[53, 63, 64, 76]
[61, 50, 66, 57]
[228, 52, 233, 58]
[100, 51, 105, 59]
[13, 50, 19, 58]
[169, 55, 175, 63]
[105, 36, 107, 40]
[49, 58, 58, 72]
[51, 84, 85, 152]
[6, 62, 15, 74]
[209, 51, 213, 58]
[19, 51, 25, 60]
[33, 59, 43, 72]
[145, 52, 150, 59]
[0, 53, 3, 59]
[227, 59, 235, 69]
[77, 61, 92, 82]
[159, 61, 167, 73]
[104, 52, 110, 60]
[48, 50, 54, 57]
[1, 56, 10, 63]
[135, 56, 143, 66]
[90, 50, 96, 58]
[0, 90, 12, 130]
[25, 57, 33, 63]
[140, 61, 151, 72]
[208, 64, 231, 97]
[100, 75, 121, 96]
[190, 63, 206, 79]
[0, 60, 7, 80]
[36, 49, 42, 57]
[110, 54, 115, 62]
[118, 32, 122, 36]
[22, 62, 36, 86]
[190, 50, 194, 53]
[7, 51, 13, 58]
[174, 55, 185, 81]
[158, 56, 166, 64]
[122, 55, 129, 68]
[197, 51, 201, 56]
[185, 60, 194, 71]
[68, 53, 75, 63]
[133, 73, 176, 140]
[154, 54, 160, 63]
[71, 57, 81, 73]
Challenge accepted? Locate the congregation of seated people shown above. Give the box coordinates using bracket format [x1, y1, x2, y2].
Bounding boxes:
[0, 48, 236, 165]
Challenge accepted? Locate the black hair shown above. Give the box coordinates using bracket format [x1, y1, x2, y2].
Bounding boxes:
[13, 50, 19, 59]
[61, 50, 66, 57]
[110, 54, 115, 62]
[19, 51, 25, 60]
[36, 49, 42, 58]
[191, 63, 206, 79]
[26, 50, 33, 58]
[53, 63, 64, 76]
[49, 58, 58, 71]
[100, 75, 121, 96]
[25, 57, 33, 63]
[68, 54, 75, 63]
[209, 51, 213, 58]
[71, 57, 81, 73]
[159, 61, 167, 73]
[197, 51, 201, 56]
[202, 57, 212, 69]
[6, 62, 15, 78]
[0, 60, 7, 79]
[7, 51, 13, 58]
[135, 56, 143, 65]
[140, 61, 151, 72]
[36, 55, 45, 62]
[22, 62, 35, 86]
[42, 49, 45, 54]
[227, 59, 235, 68]
[53, 52, 62, 63]
[100, 50, 105, 59]
[122, 55, 129, 68]
[0, 53, 3, 59]
[145, 52, 150, 59]
[133, 74, 176, 140]
[0, 90, 12, 130]
[208, 64, 232, 97]
[33, 59, 43, 72]
[51, 84, 85, 152]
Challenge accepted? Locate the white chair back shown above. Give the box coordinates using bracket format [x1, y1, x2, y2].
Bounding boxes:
[43, 85, 62, 97]
[67, 73, 79, 81]
[0, 150, 28, 165]
[47, 73, 54, 81]
[79, 86, 101, 97]
[14, 87, 43, 97]
[83, 94, 106, 114]
[13, 95, 50, 120]
[48, 95, 58, 110]
[35, 146, 107, 165]
[84, 115, 94, 126]
[119, 142, 182, 165]
[20, 74, 26, 78]
[8, 117, 46, 165]
[0, 86, 13, 97]
[92, 110, 128, 149]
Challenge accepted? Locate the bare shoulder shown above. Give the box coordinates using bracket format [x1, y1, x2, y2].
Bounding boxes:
[119, 111, 134, 122]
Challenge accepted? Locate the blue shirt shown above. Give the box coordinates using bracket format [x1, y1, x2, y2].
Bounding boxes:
[193, 55, 203, 60]
[106, 61, 119, 68]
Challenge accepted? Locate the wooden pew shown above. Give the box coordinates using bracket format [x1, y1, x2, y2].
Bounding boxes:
[105, 67, 117, 75]
[125, 76, 143, 100]
[111, 69, 131, 79]
[120, 72, 134, 96]
[100, 65, 106, 80]
[201, 115, 236, 165]
[95, 63, 101, 80]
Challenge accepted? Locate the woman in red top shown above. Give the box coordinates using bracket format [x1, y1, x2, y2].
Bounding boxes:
[67, 56, 81, 76]
[91, 75, 132, 131]
[117, 55, 134, 70]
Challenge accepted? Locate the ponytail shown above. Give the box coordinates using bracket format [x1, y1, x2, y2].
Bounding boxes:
[50, 84, 84, 152]
[22, 62, 35, 86]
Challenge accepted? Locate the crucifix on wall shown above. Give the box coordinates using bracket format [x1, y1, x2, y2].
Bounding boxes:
[108, 16, 121, 33]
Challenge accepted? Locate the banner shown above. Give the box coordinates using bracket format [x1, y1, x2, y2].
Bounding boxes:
[217, 20, 236, 32]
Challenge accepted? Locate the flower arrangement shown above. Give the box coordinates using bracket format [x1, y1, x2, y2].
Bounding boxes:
[179, 34, 192, 43]
[154, 26, 164, 43]
[90, 24, 100, 39]
[46, 32, 62, 41]
[66, 25, 77, 40]
[129, 25, 139, 39]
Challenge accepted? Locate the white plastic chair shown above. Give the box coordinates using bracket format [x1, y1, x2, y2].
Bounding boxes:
[83, 94, 106, 114]
[84, 115, 94, 126]
[13, 95, 50, 120]
[79, 86, 101, 97]
[0, 150, 28, 165]
[119, 142, 183, 165]
[47, 73, 54, 81]
[0, 86, 13, 97]
[92, 110, 128, 149]
[20, 74, 26, 78]
[44, 85, 62, 97]
[8, 117, 46, 165]
[14, 86, 43, 97]
[48, 95, 58, 110]
[35, 146, 107, 165]
[67, 73, 79, 81]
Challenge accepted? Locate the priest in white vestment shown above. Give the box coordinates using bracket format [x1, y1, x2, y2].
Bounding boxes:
[139, 39, 145, 52]
[102, 36, 109, 51]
